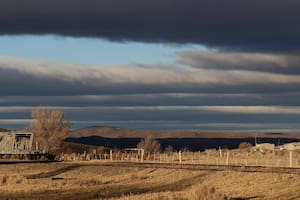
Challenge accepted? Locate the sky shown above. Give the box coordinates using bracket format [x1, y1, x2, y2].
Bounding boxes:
[1, 0, 300, 132]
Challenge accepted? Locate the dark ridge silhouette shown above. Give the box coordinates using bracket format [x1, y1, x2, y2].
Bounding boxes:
[65, 136, 300, 151]
[0, 128, 9, 132]
[69, 126, 300, 139]
[264, 132, 284, 135]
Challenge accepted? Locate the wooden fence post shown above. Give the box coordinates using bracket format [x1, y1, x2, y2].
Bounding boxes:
[290, 151, 293, 168]
[206, 150, 210, 163]
[226, 150, 229, 166]
[60, 152, 64, 161]
[117, 151, 120, 160]
[93, 149, 97, 159]
[110, 150, 113, 161]
[141, 149, 144, 163]
[191, 152, 194, 164]
[179, 151, 182, 164]
[83, 151, 87, 160]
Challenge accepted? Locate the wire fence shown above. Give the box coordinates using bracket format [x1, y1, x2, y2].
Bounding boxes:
[62, 149, 300, 168]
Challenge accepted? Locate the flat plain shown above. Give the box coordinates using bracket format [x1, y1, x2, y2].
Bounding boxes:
[0, 161, 300, 200]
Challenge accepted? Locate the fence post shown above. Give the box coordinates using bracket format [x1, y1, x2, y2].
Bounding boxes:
[290, 151, 293, 168]
[110, 150, 113, 161]
[191, 152, 194, 164]
[83, 151, 87, 160]
[226, 150, 229, 166]
[92, 149, 97, 160]
[206, 150, 210, 164]
[117, 151, 120, 160]
[179, 151, 182, 164]
[60, 152, 64, 161]
[171, 153, 174, 164]
[141, 149, 144, 163]
[277, 159, 280, 167]
[36, 141, 39, 151]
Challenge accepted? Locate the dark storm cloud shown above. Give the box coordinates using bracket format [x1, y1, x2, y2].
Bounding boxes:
[3, 93, 300, 107]
[178, 51, 300, 75]
[2, 55, 300, 132]
[2, 105, 300, 131]
[1, 0, 300, 51]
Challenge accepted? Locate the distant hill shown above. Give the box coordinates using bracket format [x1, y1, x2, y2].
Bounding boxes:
[67, 126, 300, 150]
[65, 135, 300, 151]
[0, 128, 9, 132]
[69, 126, 300, 139]
[70, 126, 157, 138]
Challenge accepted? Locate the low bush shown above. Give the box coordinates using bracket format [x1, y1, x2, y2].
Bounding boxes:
[188, 184, 227, 200]
[238, 142, 252, 149]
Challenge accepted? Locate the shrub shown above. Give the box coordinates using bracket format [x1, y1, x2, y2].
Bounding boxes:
[1, 175, 8, 185]
[238, 142, 252, 149]
[137, 136, 161, 153]
[164, 145, 174, 154]
[180, 147, 190, 152]
[188, 184, 227, 200]
[0, 175, 25, 185]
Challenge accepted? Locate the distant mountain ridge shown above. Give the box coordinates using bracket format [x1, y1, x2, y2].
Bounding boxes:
[66, 135, 300, 151]
[69, 126, 300, 139]
[0, 128, 9, 132]
[69, 126, 157, 138]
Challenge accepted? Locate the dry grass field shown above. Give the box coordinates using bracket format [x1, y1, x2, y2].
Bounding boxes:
[0, 161, 300, 200]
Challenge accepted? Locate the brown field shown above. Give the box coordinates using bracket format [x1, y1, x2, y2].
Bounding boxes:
[0, 161, 300, 200]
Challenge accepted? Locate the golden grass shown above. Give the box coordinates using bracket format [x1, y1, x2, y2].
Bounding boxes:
[0, 161, 300, 199]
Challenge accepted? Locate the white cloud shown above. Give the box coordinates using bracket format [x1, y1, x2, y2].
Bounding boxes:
[0, 119, 32, 124]
[178, 51, 300, 74]
[1, 105, 300, 114]
[1, 55, 300, 88]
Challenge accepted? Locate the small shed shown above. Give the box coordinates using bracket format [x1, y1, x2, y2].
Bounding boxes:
[0, 131, 34, 155]
[252, 143, 275, 152]
[283, 142, 300, 151]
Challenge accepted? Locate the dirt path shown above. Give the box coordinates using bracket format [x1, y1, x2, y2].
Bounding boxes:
[23, 161, 300, 180]
[86, 161, 300, 174]
[26, 164, 83, 179]
[1, 172, 215, 200]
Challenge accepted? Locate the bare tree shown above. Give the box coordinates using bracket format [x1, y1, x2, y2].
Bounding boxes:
[164, 145, 174, 154]
[31, 107, 71, 156]
[137, 136, 161, 153]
